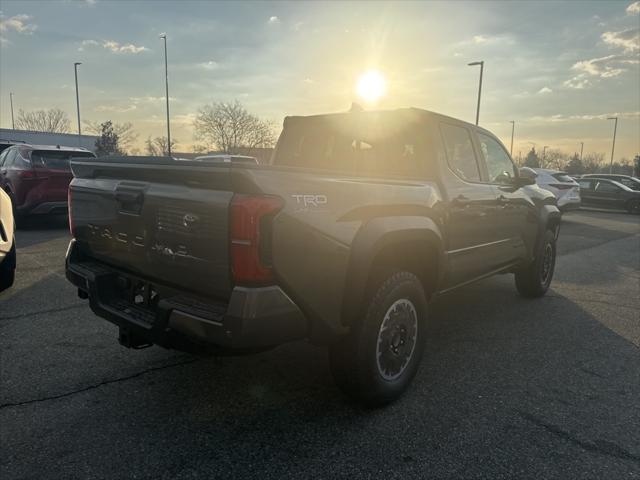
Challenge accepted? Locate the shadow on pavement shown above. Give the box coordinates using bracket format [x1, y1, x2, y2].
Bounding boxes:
[14, 215, 69, 248]
[1, 271, 639, 479]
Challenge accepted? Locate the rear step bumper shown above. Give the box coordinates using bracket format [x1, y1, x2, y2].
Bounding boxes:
[65, 240, 307, 351]
[20, 201, 68, 215]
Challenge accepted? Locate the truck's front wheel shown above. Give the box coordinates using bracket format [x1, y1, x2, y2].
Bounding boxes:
[515, 229, 556, 298]
[329, 271, 427, 407]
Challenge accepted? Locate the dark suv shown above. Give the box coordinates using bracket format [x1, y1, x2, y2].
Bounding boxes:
[578, 177, 640, 214]
[0, 144, 95, 219]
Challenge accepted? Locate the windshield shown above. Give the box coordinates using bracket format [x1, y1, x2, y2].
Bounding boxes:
[30, 150, 95, 171]
[618, 178, 640, 190]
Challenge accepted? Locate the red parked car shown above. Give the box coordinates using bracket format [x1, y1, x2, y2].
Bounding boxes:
[0, 144, 95, 219]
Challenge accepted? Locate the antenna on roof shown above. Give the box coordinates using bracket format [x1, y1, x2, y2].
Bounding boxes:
[349, 102, 364, 112]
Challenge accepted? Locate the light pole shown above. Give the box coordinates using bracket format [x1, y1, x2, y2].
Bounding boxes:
[509, 120, 515, 156]
[607, 116, 618, 173]
[159, 33, 171, 156]
[542, 145, 548, 168]
[74, 62, 82, 145]
[468, 61, 484, 125]
[579, 142, 584, 162]
[9, 92, 15, 129]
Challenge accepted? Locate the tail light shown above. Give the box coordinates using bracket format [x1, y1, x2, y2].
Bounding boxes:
[230, 194, 283, 285]
[17, 169, 37, 179]
[68, 187, 75, 236]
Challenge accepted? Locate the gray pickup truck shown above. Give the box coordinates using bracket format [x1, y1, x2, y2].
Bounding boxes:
[66, 108, 560, 405]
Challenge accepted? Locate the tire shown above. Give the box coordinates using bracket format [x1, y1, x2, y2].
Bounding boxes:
[515, 229, 556, 298]
[329, 271, 427, 407]
[0, 241, 16, 292]
[626, 199, 640, 215]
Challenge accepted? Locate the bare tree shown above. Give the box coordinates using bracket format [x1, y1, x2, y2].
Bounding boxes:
[583, 152, 605, 173]
[15, 108, 71, 133]
[543, 149, 567, 170]
[84, 121, 138, 152]
[194, 100, 276, 153]
[145, 136, 177, 156]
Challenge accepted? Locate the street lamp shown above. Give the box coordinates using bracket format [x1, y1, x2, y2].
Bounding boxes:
[509, 120, 515, 156]
[542, 145, 548, 167]
[159, 33, 171, 156]
[468, 61, 484, 125]
[607, 116, 618, 173]
[9, 93, 15, 129]
[74, 62, 82, 145]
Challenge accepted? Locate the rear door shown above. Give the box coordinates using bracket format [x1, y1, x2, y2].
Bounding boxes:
[438, 122, 505, 288]
[593, 180, 626, 209]
[31, 150, 94, 203]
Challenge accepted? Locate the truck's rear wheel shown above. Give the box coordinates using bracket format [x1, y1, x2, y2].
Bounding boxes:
[515, 229, 556, 298]
[329, 271, 427, 406]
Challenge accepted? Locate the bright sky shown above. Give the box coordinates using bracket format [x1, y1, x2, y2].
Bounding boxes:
[1, 0, 639, 159]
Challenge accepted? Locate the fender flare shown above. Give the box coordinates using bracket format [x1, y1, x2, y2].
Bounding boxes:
[341, 216, 445, 327]
[536, 205, 561, 253]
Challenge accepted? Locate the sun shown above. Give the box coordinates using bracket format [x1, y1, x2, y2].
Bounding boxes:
[356, 70, 387, 103]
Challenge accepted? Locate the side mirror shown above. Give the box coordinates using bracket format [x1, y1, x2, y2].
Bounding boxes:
[514, 176, 536, 187]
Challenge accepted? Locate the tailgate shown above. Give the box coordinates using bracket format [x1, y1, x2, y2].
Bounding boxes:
[69, 157, 234, 299]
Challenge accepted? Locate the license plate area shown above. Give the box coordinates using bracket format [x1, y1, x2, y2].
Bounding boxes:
[107, 276, 160, 326]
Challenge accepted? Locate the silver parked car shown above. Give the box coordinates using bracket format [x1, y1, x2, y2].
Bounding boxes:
[520, 167, 581, 212]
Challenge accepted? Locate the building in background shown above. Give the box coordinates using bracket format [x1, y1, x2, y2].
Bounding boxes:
[0, 129, 97, 152]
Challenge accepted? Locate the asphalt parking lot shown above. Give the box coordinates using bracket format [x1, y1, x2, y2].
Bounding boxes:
[1, 210, 639, 479]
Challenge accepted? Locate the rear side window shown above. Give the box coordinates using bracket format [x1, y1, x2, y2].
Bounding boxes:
[552, 173, 573, 183]
[595, 181, 621, 193]
[578, 180, 593, 189]
[3, 148, 17, 168]
[440, 123, 480, 182]
[273, 113, 426, 178]
[30, 150, 94, 171]
[618, 178, 640, 190]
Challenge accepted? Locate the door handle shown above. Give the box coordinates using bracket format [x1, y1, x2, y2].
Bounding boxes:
[451, 194, 470, 207]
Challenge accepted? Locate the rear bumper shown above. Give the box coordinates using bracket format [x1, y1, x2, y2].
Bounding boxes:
[559, 200, 581, 212]
[20, 201, 68, 215]
[65, 240, 307, 351]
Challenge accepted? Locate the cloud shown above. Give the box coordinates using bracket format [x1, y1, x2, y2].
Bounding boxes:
[80, 39, 147, 54]
[465, 34, 515, 46]
[94, 104, 137, 113]
[527, 112, 640, 123]
[198, 60, 220, 70]
[563, 75, 591, 89]
[572, 55, 627, 78]
[602, 29, 639, 53]
[129, 96, 176, 104]
[564, 54, 634, 88]
[0, 13, 37, 44]
[537, 87, 553, 94]
[268, 16, 280, 25]
[103, 40, 147, 53]
[627, 1, 640, 15]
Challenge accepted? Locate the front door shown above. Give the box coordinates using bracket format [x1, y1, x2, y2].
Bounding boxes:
[593, 180, 626, 209]
[438, 122, 505, 288]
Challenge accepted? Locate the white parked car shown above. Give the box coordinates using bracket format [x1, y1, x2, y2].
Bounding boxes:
[520, 167, 581, 212]
[0, 188, 16, 291]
